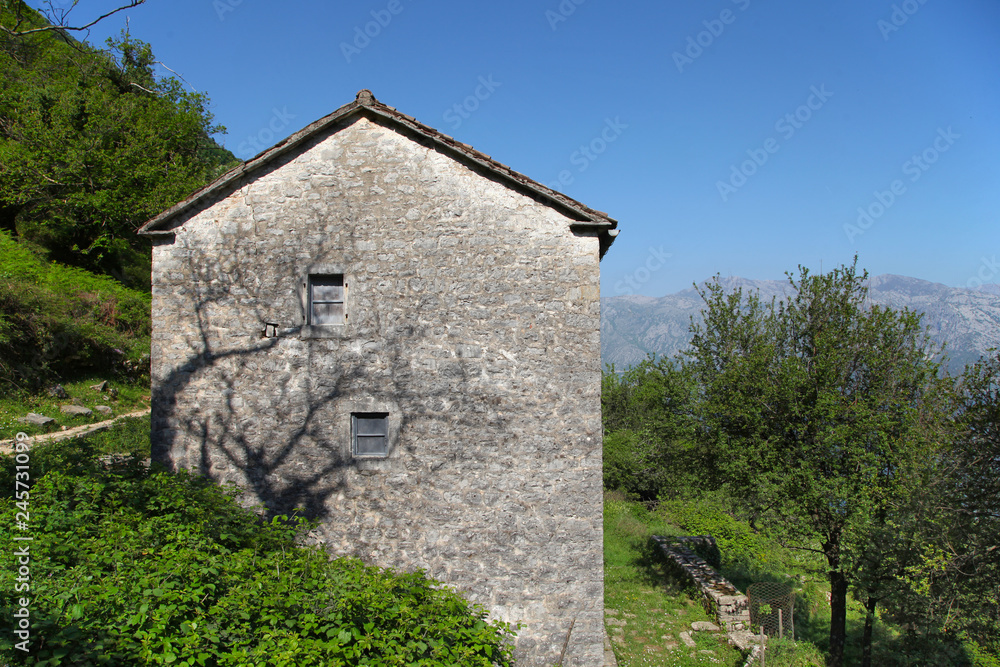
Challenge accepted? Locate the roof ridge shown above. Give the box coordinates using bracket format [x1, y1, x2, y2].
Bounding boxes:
[139, 90, 618, 256]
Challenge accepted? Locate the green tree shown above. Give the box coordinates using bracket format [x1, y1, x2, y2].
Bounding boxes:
[881, 354, 1000, 659]
[602, 357, 701, 500]
[0, 2, 236, 285]
[686, 261, 944, 667]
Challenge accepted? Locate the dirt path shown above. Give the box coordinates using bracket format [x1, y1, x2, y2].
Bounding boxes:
[0, 408, 151, 453]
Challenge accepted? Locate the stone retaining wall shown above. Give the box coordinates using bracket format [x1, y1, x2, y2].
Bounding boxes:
[651, 535, 750, 634]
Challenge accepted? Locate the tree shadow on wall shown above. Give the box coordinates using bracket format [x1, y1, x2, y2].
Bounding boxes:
[150, 228, 513, 525]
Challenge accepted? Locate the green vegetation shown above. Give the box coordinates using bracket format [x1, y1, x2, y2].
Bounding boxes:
[0, 1, 237, 282]
[601, 358, 700, 502]
[3, 6, 995, 666]
[0, 1, 228, 407]
[0, 229, 151, 396]
[0, 420, 516, 666]
[0, 375, 149, 440]
[604, 261, 1000, 666]
[605, 493, 827, 666]
[604, 493, 745, 666]
[0, 7, 521, 665]
[0, 1, 231, 395]
[688, 261, 947, 666]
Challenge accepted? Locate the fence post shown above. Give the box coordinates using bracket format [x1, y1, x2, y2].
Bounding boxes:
[778, 609, 783, 639]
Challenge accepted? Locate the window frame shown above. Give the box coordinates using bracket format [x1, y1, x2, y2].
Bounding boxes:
[351, 412, 390, 458]
[307, 274, 345, 326]
[300, 268, 350, 339]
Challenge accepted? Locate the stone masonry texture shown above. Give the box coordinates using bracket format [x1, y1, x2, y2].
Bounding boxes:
[149, 115, 606, 665]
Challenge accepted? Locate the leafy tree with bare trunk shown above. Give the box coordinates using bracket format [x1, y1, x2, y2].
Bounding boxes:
[687, 260, 944, 667]
[0, 0, 236, 285]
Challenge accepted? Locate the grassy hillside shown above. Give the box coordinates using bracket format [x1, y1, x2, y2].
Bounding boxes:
[1, 1, 238, 281]
[0, 231, 152, 438]
[0, 230, 151, 390]
[605, 493, 993, 667]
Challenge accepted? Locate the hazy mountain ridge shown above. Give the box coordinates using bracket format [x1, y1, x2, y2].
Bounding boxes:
[602, 275, 1000, 372]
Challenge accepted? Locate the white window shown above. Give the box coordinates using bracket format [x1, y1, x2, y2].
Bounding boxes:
[308, 275, 345, 326]
[352, 413, 389, 457]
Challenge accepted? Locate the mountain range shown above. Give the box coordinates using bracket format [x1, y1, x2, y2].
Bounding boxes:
[601, 274, 1000, 373]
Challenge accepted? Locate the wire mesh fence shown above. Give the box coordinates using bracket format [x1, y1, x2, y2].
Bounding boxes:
[747, 581, 794, 639]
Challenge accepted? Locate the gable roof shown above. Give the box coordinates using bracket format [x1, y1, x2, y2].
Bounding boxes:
[138, 90, 618, 257]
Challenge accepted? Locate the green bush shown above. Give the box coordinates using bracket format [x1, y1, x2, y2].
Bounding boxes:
[0, 436, 515, 666]
[760, 637, 825, 666]
[657, 495, 768, 569]
[603, 429, 672, 501]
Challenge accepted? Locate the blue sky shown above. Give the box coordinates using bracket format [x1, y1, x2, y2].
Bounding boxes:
[51, 0, 1000, 296]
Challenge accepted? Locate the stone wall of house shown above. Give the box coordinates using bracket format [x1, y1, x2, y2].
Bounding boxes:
[149, 115, 605, 665]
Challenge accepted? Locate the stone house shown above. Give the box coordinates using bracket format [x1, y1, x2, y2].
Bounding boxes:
[138, 89, 618, 665]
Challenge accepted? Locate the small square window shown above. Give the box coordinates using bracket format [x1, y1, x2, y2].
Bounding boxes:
[309, 275, 344, 326]
[352, 413, 388, 457]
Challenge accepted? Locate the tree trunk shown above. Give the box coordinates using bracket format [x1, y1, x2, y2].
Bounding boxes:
[861, 596, 878, 667]
[828, 568, 848, 667]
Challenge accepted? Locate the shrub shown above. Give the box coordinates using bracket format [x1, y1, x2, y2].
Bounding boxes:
[603, 429, 673, 500]
[657, 495, 768, 569]
[760, 637, 825, 666]
[0, 435, 515, 666]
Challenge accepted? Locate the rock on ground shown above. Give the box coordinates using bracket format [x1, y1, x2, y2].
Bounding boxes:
[18, 413, 55, 426]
